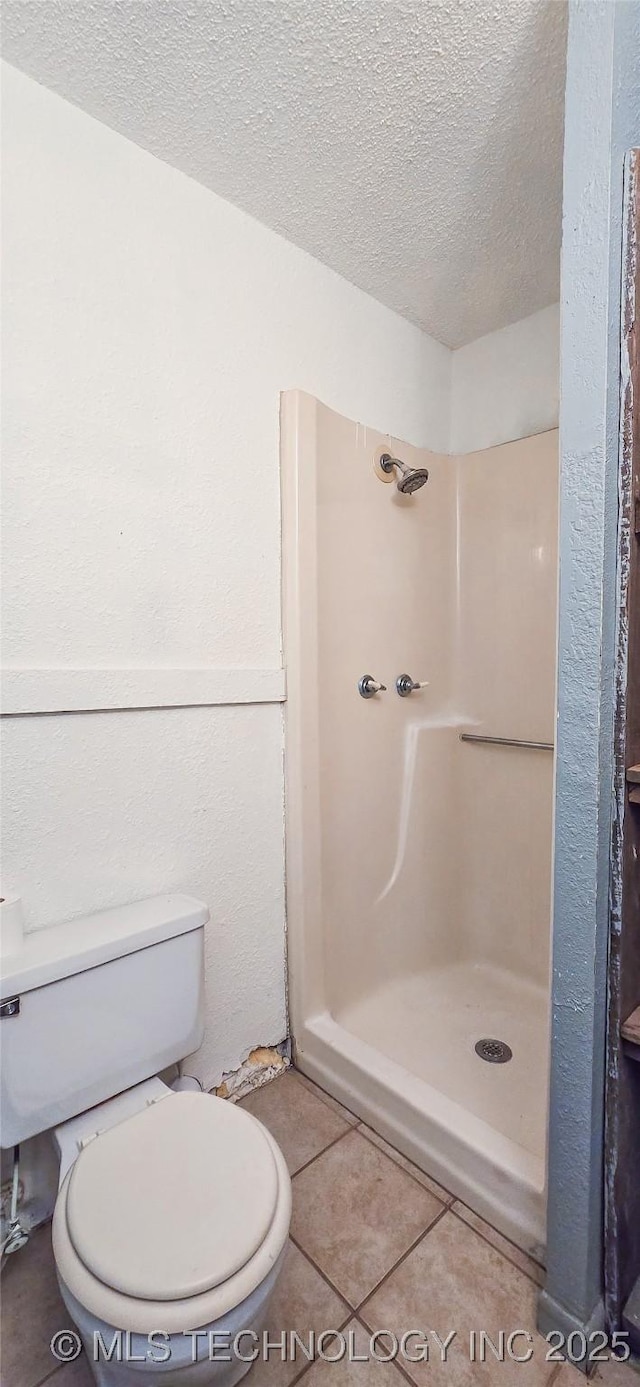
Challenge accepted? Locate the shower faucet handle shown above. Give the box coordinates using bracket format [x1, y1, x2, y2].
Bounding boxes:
[396, 673, 429, 697]
[358, 675, 387, 699]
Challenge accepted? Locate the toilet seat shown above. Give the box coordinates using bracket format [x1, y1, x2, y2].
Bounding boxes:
[66, 1091, 280, 1301]
[52, 1092, 291, 1332]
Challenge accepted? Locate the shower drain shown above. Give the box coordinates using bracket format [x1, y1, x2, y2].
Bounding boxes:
[475, 1038, 513, 1064]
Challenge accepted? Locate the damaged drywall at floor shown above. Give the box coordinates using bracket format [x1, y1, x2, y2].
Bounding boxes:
[215, 1040, 291, 1101]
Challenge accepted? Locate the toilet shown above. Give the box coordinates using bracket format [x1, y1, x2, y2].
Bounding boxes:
[0, 895, 291, 1385]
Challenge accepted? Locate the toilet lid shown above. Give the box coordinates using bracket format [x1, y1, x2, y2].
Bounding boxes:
[65, 1092, 280, 1301]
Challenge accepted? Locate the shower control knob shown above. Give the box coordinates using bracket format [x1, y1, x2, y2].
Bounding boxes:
[358, 675, 387, 699]
[396, 673, 429, 697]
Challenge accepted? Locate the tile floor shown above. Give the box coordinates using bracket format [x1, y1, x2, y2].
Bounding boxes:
[2, 1068, 638, 1387]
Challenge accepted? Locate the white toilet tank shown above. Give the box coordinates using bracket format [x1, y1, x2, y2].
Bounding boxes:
[0, 895, 208, 1147]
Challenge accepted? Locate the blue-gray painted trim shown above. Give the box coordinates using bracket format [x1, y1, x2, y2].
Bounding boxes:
[542, 0, 640, 1337]
[538, 1292, 605, 1376]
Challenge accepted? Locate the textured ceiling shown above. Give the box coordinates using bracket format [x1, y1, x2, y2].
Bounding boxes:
[1, 0, 567, 348]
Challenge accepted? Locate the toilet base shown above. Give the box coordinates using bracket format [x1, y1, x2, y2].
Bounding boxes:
[56, 1248, 285, 1386]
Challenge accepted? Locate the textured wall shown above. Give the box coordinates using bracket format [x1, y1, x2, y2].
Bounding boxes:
[1, 63, 449, 1087]
[1, 59, 561, 1096]
[2, 707, 286, 1084]
[540, 0, 640, 1343]
[451, 306, 560, 454]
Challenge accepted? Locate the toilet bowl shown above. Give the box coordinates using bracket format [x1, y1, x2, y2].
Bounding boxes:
[0, 895, 292, 1384]
[52, 1083, 291, 1386]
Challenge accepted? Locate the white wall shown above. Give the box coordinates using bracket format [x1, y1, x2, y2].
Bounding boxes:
[451, 304, 560, 454]
[1, 62, 450, 1086]
[1, 61, 560, 1090]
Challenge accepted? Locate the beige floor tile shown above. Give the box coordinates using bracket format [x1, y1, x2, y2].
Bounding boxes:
[240, 1071, 352, 1175]
[359, 1125, 453, 1204]
[451, 1201, 545, 1287]
[249, 1241, 350, 1387]
[299, 1319, 409, 1385]
[294, 1070, 360, 1126]
[361, 1211, 558, 1385]
[556, 1354, 640, 1385]
[594, 1357, 640, 1384]
[291, 1127, 444, 1308]
[49, 1355, 95, 1387]
[0, 1224, 76, 1387]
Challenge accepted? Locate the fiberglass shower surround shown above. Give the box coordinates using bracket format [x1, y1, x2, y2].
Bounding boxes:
[283, 392, 558, 1260]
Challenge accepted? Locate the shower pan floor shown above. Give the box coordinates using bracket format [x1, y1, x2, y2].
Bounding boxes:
[335, 959, 549, 1161]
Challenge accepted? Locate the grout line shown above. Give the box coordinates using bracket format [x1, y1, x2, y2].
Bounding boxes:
[448, 1203, 545, 1289]
[353, 1314, 418, 1386]
[294, 1069, 453, 1212]
[32, 1366, 63, 1387]
[291, 1124, 355, 1180]
[290, 1180, 449, 1320]
[289, 1313, 414, 1387]
[292, 1092, 453, 1214]
[355, 1123, 455, 1206]
[292, 1067, 453, 1211]
[289, 1233, 354, 1316]
[292, 1066, 546, 1288]
[292, 1068, 360, 1126]
[356, 1204, 451, 1316]
[285, 1308, 356, 1387]
[292, 1071, 543, 1292]
[288, 1362, 313, 1387]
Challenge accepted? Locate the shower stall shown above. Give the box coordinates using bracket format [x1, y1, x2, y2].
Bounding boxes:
[282, 390, 558, 1259]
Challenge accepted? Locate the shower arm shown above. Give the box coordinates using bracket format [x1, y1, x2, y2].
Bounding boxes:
[378, 453, 429, 494]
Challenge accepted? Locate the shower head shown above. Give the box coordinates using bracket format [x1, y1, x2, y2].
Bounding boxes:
[379, 453, 429, 495]
[396, 466, 430, 494]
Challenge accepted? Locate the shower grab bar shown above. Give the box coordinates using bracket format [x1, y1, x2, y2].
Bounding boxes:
[459, 733, 554, 751]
